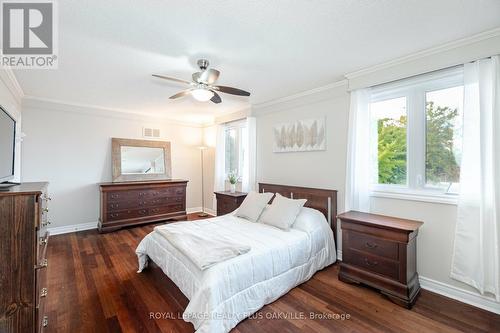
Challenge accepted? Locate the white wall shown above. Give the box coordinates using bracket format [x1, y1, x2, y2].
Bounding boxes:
[0, 70, 22, 182]
[255, 83, 350, 244]
[21, 103, 206, 228]
[253, 81, 499, 311]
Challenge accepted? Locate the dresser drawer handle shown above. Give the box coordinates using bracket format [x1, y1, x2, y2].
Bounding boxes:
[43, 194, 52, 201]
[365, 242, 378, 249]
[110, 203, 119, 209]
[42, 208, 49, 213]
[364, 258, 378, 267]
[39, 237, 48, 244]
[35, 259, 48, 270]
[42, 315, 48, 327]
[110, 213, 119, 218]
[40, 287, 48, 297]
[111, 194, 119, 199]
[42, 221, 52, 227]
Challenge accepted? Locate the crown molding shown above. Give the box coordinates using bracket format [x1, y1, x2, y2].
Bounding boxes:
[0, 68, 24, 106]
[22, 95, 209, 128]
[253, 79, 347, 111]
[345, 27, 500, 81]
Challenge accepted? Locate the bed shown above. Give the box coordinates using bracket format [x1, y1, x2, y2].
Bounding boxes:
[136, 183, 338, 333]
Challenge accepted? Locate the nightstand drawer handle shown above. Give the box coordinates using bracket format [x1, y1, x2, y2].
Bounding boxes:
[40, 287, 48, 297]
[365, 242, 378, 249]
[43, 315, 48, 327]
[364, 258, 378, 266]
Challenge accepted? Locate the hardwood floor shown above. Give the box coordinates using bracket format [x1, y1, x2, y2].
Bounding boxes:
[45, 214, 500, 333]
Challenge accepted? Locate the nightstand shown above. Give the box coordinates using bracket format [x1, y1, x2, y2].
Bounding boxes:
[338, 211, 423, 308]
[214, 191, 247, 216]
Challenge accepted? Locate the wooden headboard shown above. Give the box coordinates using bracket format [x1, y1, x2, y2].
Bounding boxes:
[258, 183, 338, 248]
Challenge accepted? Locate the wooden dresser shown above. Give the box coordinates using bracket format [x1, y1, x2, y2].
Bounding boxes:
[0, 182, 51, 332]
[214, 191, 247, 216]
[338, 211, 423, 308]
[99, 180, 188, 233]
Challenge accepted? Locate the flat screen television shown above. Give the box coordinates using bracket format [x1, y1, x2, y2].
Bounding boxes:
[0, 106, 16, 183]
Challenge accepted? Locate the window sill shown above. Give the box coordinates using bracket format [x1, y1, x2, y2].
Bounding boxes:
[370, 190, 458, 205]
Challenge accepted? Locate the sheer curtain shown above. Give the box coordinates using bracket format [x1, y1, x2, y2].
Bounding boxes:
[213, 124, 226, 206]
[451, 55, 500, 301]
[344, 88, 372, 212]
[242, 117, 256, 192]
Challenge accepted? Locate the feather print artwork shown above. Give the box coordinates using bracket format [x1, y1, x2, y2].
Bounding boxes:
[273, 117, 326, 152]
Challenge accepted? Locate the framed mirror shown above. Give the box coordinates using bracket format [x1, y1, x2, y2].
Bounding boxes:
[112, 138, 172, 182]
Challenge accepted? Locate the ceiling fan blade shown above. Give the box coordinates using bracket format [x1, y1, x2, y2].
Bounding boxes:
[200, 69, 220, 84]
[213, 85, 250, 96]
[210, 91, 222, 104]
[169, 89, 192, 99]
[152, 74, 192, 85]
[193, 69, 220, 84]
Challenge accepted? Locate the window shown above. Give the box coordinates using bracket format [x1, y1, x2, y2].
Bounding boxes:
[224, 121, 247, 177]
[370, 67, 464, 196]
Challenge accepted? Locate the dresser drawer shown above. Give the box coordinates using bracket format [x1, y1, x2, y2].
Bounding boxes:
[345, 230, 399, 260]
[149, 204, 185, 216]
[344, 249, 400, 280]
[107, 208, 149, 221]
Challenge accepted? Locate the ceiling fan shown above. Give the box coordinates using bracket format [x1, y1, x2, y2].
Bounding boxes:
[152, 59, 250, 104]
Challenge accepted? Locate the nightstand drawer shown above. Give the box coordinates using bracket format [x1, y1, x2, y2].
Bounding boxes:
[345, 230, 398, 260]
[344, 249, 400, 280]
[215, 191, 247, 216]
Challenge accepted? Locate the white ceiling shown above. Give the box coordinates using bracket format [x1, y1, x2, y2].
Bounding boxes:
[13, 0, 500, 124]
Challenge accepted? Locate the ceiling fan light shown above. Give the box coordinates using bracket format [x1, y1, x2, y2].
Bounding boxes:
[192, 88, 214, 102]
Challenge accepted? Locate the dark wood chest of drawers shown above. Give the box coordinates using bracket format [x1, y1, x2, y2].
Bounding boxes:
[338, 211, 423, 308]
[0, 182, 50, 332]
[99, 180, 188, 232]
[214, 191, 247, 216]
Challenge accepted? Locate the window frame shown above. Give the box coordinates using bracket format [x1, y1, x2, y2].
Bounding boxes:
[369, 66, 464, 203]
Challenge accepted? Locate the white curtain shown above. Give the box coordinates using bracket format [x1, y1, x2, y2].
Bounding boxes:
[242, 117, 256, 192]
[451, 56, 500, 301]
[213, 124, 226, 199]
[344, 88, 372, 212]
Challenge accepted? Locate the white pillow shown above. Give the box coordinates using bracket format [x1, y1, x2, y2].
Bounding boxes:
[259, 193, 307, 231]
[235, 191, 273, 222]
[292, 206, 328, 232]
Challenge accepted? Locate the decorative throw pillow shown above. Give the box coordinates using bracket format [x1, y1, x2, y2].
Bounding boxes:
[235, 191, 273, 222]
[259, 193, 307, 231]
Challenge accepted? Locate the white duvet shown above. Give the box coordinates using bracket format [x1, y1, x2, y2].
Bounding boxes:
[136, 207, 336, 333]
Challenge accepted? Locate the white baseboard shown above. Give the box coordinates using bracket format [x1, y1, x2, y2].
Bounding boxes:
[48, 207, 216, 236]
[48, 222, 98, 235]
[187, 207, 216, 216]
[419, 276, 500, 314]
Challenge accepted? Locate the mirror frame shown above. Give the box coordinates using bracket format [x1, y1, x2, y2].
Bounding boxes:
[112, 138, 172, 182]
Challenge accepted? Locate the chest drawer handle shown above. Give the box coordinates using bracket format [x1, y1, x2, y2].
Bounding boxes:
[364, 258, 378, 267]
[35, 258, 48, 270]
[42, 316, 48, 327]
[40, 237, 48, 244]
[40, 287, 48, 297]
[365, 242, 378, 249]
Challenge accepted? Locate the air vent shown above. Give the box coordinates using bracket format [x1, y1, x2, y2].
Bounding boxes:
[143, 127, 160, 138]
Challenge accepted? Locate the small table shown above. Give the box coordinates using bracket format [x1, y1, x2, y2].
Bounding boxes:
[214, 191, 247, 216]
[337, 210, 423, 308]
